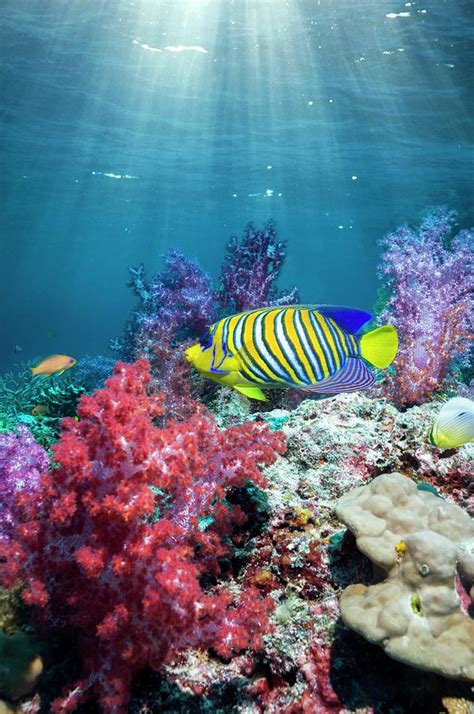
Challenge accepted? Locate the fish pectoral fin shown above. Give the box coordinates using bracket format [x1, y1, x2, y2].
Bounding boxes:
[301, 358, 375, 394]
[234, 385, 267, 401]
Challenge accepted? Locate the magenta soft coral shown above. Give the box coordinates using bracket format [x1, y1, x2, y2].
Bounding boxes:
[377, 207, 473, 407]
[0, 360, 284, 712]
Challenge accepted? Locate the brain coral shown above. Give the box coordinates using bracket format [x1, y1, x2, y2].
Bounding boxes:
[335, 472, 474, 680]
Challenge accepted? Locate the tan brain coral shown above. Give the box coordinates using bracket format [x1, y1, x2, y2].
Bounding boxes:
[335, 472, 474, 680]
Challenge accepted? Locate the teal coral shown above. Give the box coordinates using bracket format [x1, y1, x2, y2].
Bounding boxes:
[0, 363, 85, 448]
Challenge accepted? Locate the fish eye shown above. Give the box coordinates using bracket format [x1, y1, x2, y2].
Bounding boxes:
[199, 330, 213, 350]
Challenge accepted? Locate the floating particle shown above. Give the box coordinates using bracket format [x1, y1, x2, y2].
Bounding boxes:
[308, 100, 314, 106]
[386, 12, 411, 18]
[351, 175, 358, 180]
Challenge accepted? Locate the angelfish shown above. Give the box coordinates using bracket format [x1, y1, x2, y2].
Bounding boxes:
[428, 397, 474, 449]
[185, 305, 398, 400]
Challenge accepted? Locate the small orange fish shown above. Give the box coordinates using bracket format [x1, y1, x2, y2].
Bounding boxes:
[31, 404, 49, 416]
[31, 354, 77, 379]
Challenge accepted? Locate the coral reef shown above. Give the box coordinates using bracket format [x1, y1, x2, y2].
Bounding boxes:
[111, 221, 301, 421]
[110, 251, 218, 422]
[336, 472, 474, 679]
[72, 354, 116, 393]
[0, 361, 284, 712]
[218, 219, 299, 313]
[376, 207, 473, 407]
[111, 251, 218, 361]
[257, 393, 473, 514]
[135, 335, 199, 424]
[127, 391, 472, 713]
[0, 427, 48, 542]
[0, 364, 84, 448]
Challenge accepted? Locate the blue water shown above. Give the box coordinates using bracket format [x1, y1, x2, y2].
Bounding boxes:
[1, 0, 473, 370]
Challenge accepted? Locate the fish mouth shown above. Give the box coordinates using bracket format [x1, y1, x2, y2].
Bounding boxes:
[184, 346, 195, 364]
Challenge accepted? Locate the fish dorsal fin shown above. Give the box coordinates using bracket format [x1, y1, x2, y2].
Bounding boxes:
[316, 306, 373, 334]
[234, 385, 267, 401]
[302, 357, 375, 394]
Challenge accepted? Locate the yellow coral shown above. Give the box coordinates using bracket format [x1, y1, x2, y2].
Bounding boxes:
[294, 507, 313, 527]
[394, 540, 406, 556]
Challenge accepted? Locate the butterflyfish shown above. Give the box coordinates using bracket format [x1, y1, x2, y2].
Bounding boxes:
[185, 305, 398, 401]
[428, 397, 474, 449]
[31, 354, 77, 379]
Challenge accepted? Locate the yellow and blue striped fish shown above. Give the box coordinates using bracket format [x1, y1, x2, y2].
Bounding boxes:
[185, 305, 398, 401]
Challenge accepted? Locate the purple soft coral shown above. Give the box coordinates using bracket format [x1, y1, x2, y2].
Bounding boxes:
[0, 426, 48, 541]
[218, 219, 299, 313]
[377, 207, 473, 407]
[112, 251, 218, 360]
[143, 250, 218, 339]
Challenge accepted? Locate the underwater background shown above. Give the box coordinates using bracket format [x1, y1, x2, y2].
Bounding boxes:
[0, 2, 473, 714]
[1, 0, 473, 369]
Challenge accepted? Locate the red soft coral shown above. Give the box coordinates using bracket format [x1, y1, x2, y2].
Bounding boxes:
[0, 360, 285, 712]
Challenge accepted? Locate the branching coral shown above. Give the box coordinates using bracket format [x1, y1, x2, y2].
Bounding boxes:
[218, 219, 299, 313]
[0, 361, 285, 712]
[0, 426, 48, 542]
[376, 207, 473, 407]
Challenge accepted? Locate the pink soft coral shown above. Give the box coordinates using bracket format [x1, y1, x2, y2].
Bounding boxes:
[0, 360, 284, 712]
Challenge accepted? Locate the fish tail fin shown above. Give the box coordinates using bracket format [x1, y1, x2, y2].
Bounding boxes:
[359, 324, 398, 369]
